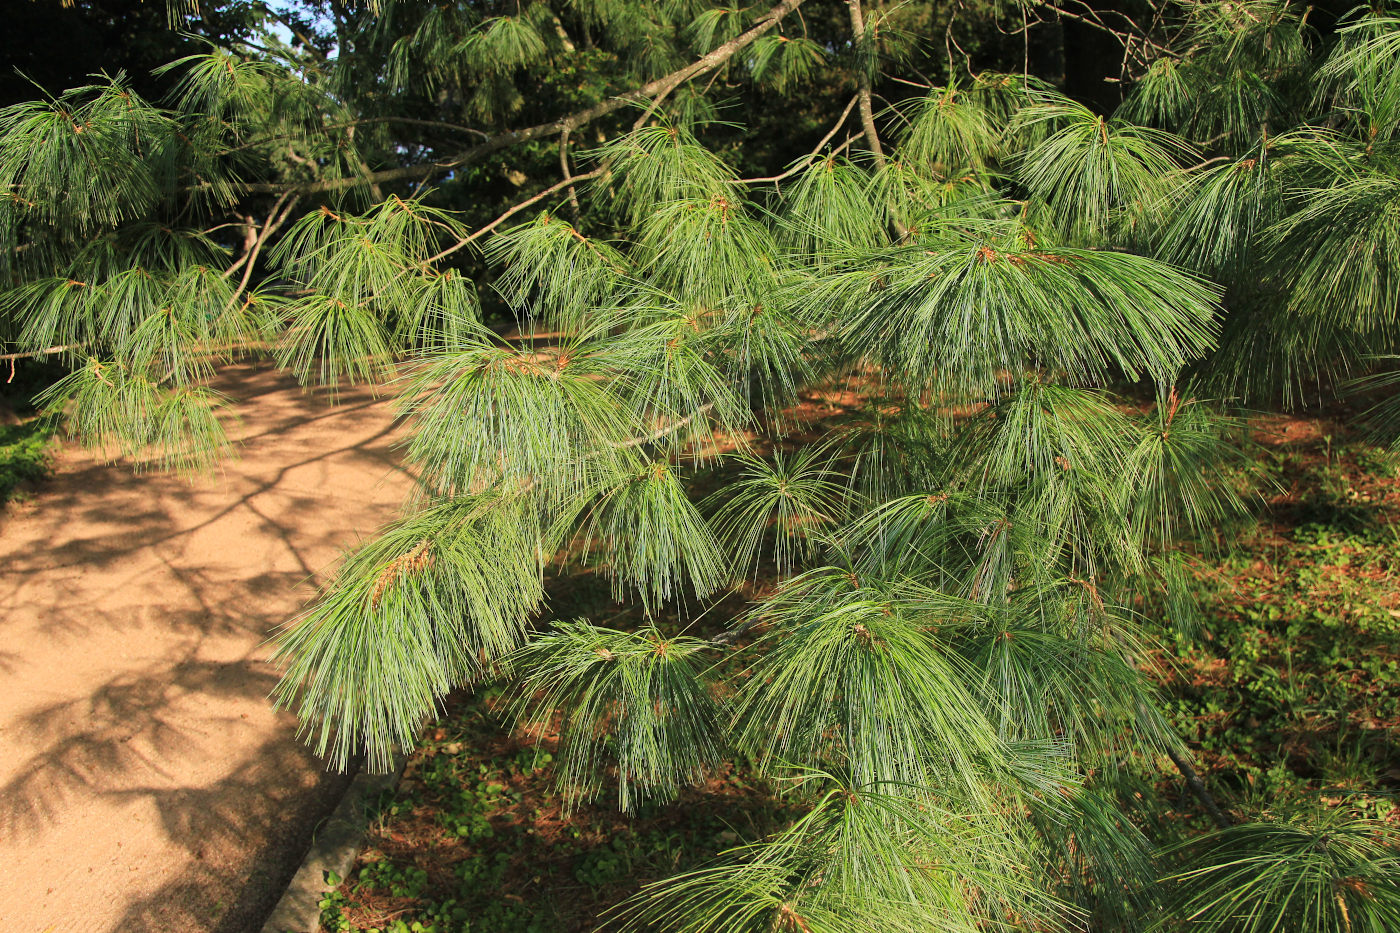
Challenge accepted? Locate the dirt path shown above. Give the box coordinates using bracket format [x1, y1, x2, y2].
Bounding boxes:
[0, 365, 416, 932]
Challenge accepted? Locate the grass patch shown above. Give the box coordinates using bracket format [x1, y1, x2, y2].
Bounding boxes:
[0, 418, 54, 504]
[0, 358, 65, 505]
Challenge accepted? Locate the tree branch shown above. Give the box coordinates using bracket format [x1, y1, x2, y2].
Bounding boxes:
[225, 191, 301, 308]
[0, 344, 80, 363]
[1164, 741, 1234, 829]
[613, 403, 716, 452]
[231, 0, 811, 196]
[709, 617, 759, 647]
[423, 168, 608, 266]
[254, 0, 327, 59]
[559, 128, 583, 224]
[847, 0, 887, 169]
[1138, 698, 1233, 829]
[1041, 0, 1176, 67]
[740, 95, 860, 185]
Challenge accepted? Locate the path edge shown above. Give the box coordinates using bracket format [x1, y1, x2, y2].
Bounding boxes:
[259, 755, 408, 933]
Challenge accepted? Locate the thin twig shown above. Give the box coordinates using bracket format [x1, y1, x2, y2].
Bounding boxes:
[559, 128, 583, 224]
[423, 168, 608, 266]
[1139, 698, 1234, 829]
[1164, 741, 1235, 829]
[709, 617, 760, 646]
[739, 95, 860, 185]
[225, 191, 300, 310]
[0, 344, 81, 362]
[741, 136, 856, 186]
[222, 191, 290, 281]
[612, 403, 716, 452]
[1183, 155, 1231, 172]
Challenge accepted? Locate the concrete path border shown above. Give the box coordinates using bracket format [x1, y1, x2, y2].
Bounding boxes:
[259, 756, 407, 933]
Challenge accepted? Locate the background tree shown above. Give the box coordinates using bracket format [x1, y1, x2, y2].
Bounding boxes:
[3, 1, 1400, 930]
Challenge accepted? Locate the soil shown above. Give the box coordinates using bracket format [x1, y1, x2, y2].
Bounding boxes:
[0, 364, 416, 932]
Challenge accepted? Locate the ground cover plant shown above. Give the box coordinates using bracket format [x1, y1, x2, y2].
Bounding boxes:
[5, 0, 1400, 930]
[1159, 420, 1400, 819]
[0, 418, 53, 504]
[0, 360, 61, 504]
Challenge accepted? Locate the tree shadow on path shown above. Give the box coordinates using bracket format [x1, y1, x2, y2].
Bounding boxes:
[0, 363, 415, 932]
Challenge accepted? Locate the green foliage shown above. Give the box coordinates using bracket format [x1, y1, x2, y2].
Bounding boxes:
[8, 2, 1400, 930]
[817, 237, 1219, 396]
[613, 774, 1063, 933]
[727, 569, 1006, 791]
[272, 494, 548, 771]
[487, 214, 628, 329]
[1016, 95, 1195, 244]
[571, 461, 726, 606]
[1159, 817, 1400, 932]
[508, 621, 724, 811]
[706, 443, 851, 579]
[396, 335, 637, 500]
[746, 35, 827, 92]
[0, 76, 172, 236]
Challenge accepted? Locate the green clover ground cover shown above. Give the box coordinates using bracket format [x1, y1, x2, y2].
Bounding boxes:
[1157, 424, 1400, 827]
[0, 420, 53, 503]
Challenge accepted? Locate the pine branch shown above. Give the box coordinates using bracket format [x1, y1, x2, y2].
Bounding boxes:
[1159, 730, 1234, 830]
[0, 344, 80, 362]
[232, 0, 812, 196]
[559, 128, 582, 224]
[222, 190, 300, 312]
[612, 402, 716, 452]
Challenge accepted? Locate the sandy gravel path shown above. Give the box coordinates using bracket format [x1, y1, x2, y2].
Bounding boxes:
[0, 365, 415, 932]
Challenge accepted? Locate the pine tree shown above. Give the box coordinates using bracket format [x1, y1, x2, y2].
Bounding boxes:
[4, 1, 1399, 930]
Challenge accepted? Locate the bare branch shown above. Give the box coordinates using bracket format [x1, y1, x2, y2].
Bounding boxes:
[847, 0, 887, 169]
[225, 191, 301, 308]
[559, 128, 583, 224]
[740, 95, 860, 185]
[424, 168, 608, 266]
[0, 344, 80, 363]
[613, 403, 717, 452]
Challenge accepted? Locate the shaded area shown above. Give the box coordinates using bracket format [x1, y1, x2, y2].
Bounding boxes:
[0, 364, 415, 932]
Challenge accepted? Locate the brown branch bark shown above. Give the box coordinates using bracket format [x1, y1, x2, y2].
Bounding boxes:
[847, 0, 887, 169]
[0, 344, 81, 363]
[559, 128, 583, 224]
[1135, 698, 1233, 829]
[225, 191, 301, 308]
[1163, 741, 1234, 829]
